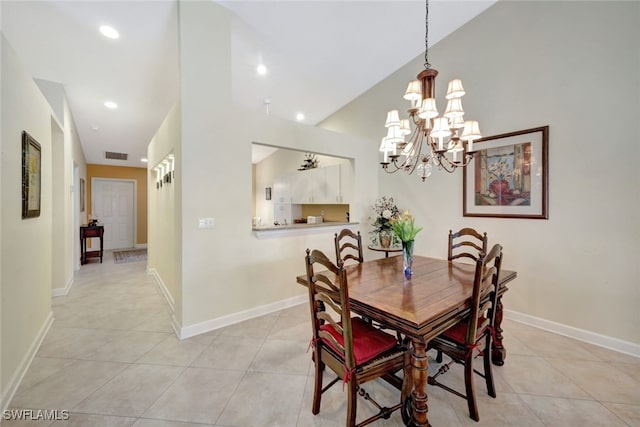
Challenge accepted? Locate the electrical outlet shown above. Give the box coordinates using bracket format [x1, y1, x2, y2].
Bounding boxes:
[198, 218, 215, 229]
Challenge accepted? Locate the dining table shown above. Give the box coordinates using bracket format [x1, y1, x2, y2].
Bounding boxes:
[297, 254, 517, 427]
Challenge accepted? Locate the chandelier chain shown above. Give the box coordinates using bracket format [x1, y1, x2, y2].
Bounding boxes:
[424, 0, 431, 70]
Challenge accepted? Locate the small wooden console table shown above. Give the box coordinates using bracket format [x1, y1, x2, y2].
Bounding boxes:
[80, 225, 104, 264]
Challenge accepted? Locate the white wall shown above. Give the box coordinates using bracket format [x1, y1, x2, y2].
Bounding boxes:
[320, 1, 640, 347]
[147, 1, 378, 335]
[1, 35, 54, 406]
[0, 36, 87, 408]
[148, 101, 182, 327]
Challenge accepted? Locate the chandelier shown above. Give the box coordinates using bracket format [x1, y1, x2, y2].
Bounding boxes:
[380, 0, 482, 181]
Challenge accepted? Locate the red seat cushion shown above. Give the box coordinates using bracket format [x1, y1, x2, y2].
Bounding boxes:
[441, 316, 488, 344]
[320, 317, 398, 365]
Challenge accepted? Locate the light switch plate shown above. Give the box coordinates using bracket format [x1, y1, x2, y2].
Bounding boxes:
[198, 218, 215, 229]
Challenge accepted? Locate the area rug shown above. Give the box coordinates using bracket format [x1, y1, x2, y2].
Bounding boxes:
[113, 249, 147, 264]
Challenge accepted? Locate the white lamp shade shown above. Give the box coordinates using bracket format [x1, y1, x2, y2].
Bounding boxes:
[403, 80, 422, 101]
[385, 110, 400, 128]
[449, 116, 465, 130]
[385, 125, 404, 144]
[446, 79, 465, 99]
[379, 137, 393, 152]
[418, 98, 438, 119]
[431, 117, 452, 138]
[460, 120, 481, 141]
[400, 119, 412, 136]
[444, 98, 464, 119]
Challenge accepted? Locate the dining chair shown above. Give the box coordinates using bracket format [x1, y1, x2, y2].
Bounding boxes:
[305, 249, 411, 427]
[448, 228, 488, 262]
[428, 243, 503, 422]
[334, 229, 364, 265]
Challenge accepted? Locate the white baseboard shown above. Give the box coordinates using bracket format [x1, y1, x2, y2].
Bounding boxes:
[179, 294, 307, 340]
[148, 268, 181, 336]
[148, 268, 174, 312]
[504, 309, 640, 359]
[52, 276, 74, 297]
[135, 243, 148, 249]
[1, 311, 54, 412]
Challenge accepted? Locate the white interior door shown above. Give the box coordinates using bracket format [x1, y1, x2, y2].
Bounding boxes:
[92, 179, 135, 250]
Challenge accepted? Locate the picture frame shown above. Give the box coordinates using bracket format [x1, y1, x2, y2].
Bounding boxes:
[22, 131, 42, 219]
[80, 178, 85, 212]
[463, 126, 549, 219]
[265, 187, 272, 201]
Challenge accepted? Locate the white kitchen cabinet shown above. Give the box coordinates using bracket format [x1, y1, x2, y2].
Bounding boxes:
[291, 168, 320, 203]
[273, 173, 292, 203]
[339, 161, 354, 204]
[280, 163, 350, 205]
[323, 164, 341, 204]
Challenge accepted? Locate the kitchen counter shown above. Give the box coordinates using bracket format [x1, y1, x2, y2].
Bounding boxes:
[252, 221, 359, 239]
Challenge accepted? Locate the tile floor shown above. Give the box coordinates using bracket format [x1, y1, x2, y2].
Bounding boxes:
[5, 251, 640, 426]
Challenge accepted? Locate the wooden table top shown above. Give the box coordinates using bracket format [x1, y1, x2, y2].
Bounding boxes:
[297, 255, 517, 340]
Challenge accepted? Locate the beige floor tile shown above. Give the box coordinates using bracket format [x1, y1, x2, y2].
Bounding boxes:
[16, 357, 75, 395]
[611, 362, 640, 383]
[602, 402, 640, 426]
[11, 360, 129, 410]
[136, 335, 207, 367]
[218, 314, 279, 338]
[72, 364, 184, 417]
[268, 314, 312, 342]
[551, 358, 640, 405]
[249, 339, 311, 375]
[519, 394, 627, 426]
[512, 327, 604, 361]
[499, 355, 591, 399]
[131, 419, 213, 427]
[49, 413, 137, 426]
[36, 327, 122, 359]
[81, 330, 170, 363]
[142, 367, 244, 424]
[191, 335, 263, 371]
[217, 371, 307, 426]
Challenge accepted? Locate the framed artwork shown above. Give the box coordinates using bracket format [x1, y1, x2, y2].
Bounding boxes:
[80, 178, 85, 212]
[463, 126, 549, 219]
[22, 131, 42, 219]
[265, 187, 272, 200]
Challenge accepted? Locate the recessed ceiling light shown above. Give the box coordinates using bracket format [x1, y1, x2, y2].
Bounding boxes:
[91, 126, 99, 131]
[256, 64, 267, 75]
[296, 113, 305, 121]
[99, 25, 119, 39]
[104, 101, 118, 109]
[141, 158, 148, 163]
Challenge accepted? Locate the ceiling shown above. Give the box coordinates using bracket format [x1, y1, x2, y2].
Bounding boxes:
[1, 1, 496, 168]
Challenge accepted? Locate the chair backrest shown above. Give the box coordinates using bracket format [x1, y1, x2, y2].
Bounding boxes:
[334, 229, 364, 265]
[305, 249, 356, 370]
[448, 228, 488, 262]
[466, 243, 503, 345]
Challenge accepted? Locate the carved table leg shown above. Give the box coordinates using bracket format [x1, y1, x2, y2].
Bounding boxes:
[409, 338, 430, 427]
[492, 296, 507, 366]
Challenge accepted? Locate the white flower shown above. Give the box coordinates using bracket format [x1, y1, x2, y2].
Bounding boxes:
[382, 209, 392, 219]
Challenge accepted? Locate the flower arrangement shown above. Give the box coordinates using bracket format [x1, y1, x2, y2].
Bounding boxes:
[369, 196, 401, 234]
[487, 159, 513, 182]
[390, 210, 423, 242]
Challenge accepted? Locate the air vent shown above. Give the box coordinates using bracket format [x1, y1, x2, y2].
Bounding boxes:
[105, 151, 128, 161]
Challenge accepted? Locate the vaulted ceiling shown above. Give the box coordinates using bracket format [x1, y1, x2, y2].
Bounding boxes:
[1, 1, 495, 167]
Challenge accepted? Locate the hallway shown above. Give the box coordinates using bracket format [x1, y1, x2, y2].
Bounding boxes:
[4, 253, 640, 426]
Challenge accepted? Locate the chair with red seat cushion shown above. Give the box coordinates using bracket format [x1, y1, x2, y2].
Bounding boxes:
[305, 249, 411, 427]
[428, 243, 503, 422]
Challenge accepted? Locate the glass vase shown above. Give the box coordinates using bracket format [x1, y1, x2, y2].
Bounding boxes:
[402, 240, 414, 279]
